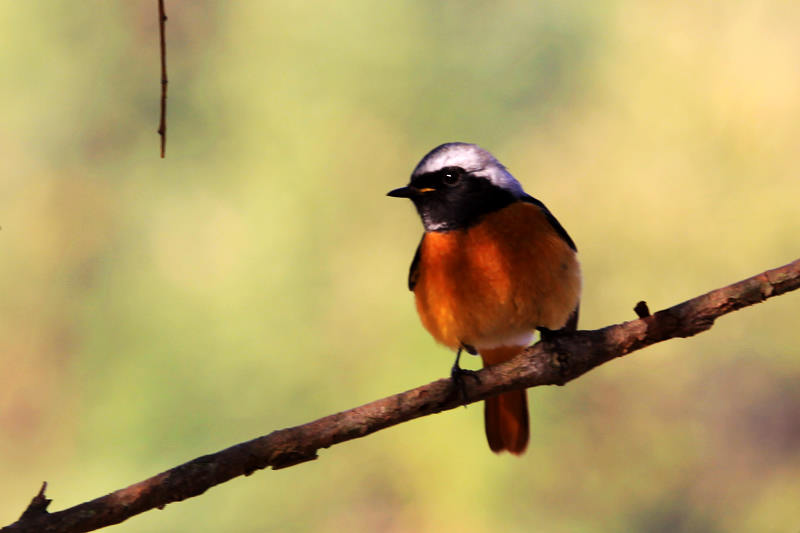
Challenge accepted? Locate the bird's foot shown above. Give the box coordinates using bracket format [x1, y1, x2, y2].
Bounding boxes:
[451, 346, 480, 406]
[538, 327, 564, 343]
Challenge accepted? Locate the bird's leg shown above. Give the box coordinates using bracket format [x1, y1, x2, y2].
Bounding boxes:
[539, 308, 578, 342]
[451, 344, 480, 406]
[538, 326, 565, 343]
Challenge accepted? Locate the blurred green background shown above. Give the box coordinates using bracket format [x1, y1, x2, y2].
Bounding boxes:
[2, 2, 799, 532]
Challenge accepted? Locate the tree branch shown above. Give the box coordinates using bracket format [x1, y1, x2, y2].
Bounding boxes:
[3, 258, 799, 533]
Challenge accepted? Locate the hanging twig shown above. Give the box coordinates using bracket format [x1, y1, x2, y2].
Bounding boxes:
[157, 0, 168, 158]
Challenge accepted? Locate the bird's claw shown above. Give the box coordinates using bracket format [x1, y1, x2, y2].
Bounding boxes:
[451, 363, 480, 406]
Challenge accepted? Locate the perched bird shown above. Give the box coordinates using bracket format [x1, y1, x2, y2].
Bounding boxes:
[388, 143, 581, 455]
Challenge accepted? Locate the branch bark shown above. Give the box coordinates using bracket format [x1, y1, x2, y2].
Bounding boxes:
[3, 258, 799, 533]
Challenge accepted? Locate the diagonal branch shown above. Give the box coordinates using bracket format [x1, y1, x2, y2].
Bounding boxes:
[3, 258, 799, 533]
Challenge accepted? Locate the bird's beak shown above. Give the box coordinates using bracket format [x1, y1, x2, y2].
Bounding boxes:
[387, 185, 415, 198]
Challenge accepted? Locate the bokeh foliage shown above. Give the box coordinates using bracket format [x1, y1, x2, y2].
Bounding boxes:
[1, 2, 799, 532]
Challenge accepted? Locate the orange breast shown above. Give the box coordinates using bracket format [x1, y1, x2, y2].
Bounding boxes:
[413, 201, 580, 351]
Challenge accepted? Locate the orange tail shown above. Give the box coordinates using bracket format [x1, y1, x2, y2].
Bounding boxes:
[480, 345, 529, 455]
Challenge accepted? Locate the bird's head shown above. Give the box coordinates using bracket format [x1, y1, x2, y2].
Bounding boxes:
[388, 143, 525, 231]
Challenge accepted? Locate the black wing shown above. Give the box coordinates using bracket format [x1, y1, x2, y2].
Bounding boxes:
[523, 194, 580, 334]
[408, 235, 424, 291]
[562, 305, 580, 332]
[539, 305, 580, 340]
[520, 194, 577, 252]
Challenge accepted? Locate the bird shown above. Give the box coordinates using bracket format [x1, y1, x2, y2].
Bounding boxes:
[387, 142, 581, 455]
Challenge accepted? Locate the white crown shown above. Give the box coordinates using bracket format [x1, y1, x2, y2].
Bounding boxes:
[412, 143, 525, 197]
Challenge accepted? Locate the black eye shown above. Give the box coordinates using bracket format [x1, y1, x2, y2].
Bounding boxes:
[441, 167, 463, 186]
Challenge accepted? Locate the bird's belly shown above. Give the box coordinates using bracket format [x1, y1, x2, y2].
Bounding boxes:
[413, 202, 580, 351]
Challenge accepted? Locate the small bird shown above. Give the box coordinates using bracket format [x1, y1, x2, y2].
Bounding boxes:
[388, 143, 581, 455]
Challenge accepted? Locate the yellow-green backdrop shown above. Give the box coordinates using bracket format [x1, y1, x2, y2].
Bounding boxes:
[1, 2, 799, 532]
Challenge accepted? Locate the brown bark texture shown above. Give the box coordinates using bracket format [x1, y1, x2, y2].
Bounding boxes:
[3, 258, 799, 533]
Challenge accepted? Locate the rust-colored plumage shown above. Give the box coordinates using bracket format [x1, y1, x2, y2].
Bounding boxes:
[412, 201, 580, 454]
[481, 345, 530, 454]
[413, 202, 580, 350]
